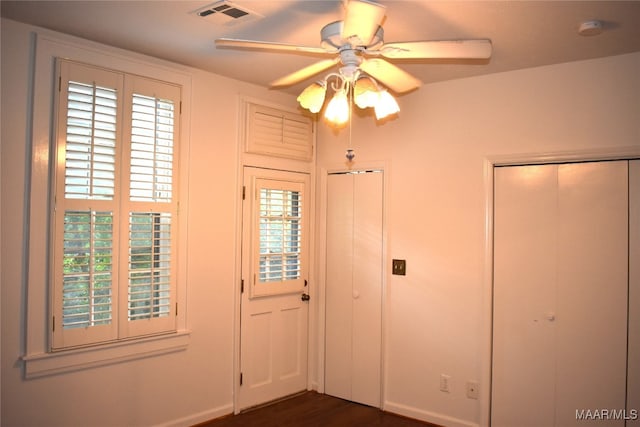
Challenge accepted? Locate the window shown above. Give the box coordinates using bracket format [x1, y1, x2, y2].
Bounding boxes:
[249, 174, 308, 297]
[52, 60, 181, 350]
[259, 187, 302, 282]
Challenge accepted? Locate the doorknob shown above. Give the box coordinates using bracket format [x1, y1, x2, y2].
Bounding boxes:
[301, 293, 310, 302]
[546, 312, 556, 321]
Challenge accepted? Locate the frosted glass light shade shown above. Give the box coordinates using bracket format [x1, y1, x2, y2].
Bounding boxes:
[297, 82, 327, 113]
[374, 90, 400, 120]
[324, 90, 349, 125]
[354, 77, 379, 109]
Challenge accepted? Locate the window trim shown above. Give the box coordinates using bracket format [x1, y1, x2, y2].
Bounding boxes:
[23, 31, 192, 378]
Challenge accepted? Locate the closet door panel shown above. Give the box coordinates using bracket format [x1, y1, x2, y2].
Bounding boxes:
[555, 161, 628, 426]
[351, 171, 383, 407]
[492, 164, 558, 427]
[325, 174, 355, 400]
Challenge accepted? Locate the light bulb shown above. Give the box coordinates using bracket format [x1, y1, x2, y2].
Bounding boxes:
[324, 89, 349, 125]
[374, 90, 400, 120]
[297, 81, 326, 113]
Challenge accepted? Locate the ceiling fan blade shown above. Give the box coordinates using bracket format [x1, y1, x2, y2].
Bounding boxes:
[341, 0, 386, 46]
[216, 38, 332, 55]
[270, 58, 340, 87]
[380, 39, 492, 59]
[359, 58, 422, 93]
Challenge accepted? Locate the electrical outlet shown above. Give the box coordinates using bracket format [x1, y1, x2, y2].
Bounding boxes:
[440, 374, 451, 393]
[466, 381, 479, 399]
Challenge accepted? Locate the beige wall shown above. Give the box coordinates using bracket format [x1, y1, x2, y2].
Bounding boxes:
[317, 51, 640, 427]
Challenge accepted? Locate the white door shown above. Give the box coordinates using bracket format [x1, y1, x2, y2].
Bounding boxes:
[492, 161, 629, 427]
[239, 167, 310, 410]
[325, 170, 383, 407]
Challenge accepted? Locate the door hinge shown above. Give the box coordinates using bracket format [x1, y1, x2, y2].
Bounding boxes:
[52, 316, 55, 332]
[240, 372, 243, 386]
[242, 186, 246, 200]
[180, 101, 182, 114]
[241, 279, 244, 293]
[175, 302, 178, 316]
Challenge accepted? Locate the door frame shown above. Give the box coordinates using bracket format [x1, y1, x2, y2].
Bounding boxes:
[316, 161, 389, 407]
[482, 146, 640, 427]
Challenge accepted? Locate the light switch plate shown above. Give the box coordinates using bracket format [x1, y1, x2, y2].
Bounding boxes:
[392, 259, 406, 275]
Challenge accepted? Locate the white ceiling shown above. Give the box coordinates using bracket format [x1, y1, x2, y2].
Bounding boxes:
[2, 1, 640, 95]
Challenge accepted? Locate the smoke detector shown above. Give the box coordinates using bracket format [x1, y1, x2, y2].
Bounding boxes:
[194, 1, 263, 26]
[578, 20, 603, 36]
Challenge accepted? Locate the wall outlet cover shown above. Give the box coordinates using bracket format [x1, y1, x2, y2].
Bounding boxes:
[440, 374, 451, 393]
[466, 381, 479, 399]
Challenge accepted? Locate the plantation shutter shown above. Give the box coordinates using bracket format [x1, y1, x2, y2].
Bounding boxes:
[245, 102, 313, 161]
[53, 61, 124, 349]
[251, 177, 308, 297]
[119, 76, 180, 338]
[64, 81, 117, 199]
[52, 60, 181, 349]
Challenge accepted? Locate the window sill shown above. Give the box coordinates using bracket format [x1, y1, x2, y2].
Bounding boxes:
[22, 330, 191, 379]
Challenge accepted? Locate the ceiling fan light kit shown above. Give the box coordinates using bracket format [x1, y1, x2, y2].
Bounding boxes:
[298, 70, 400, 126]
[215, 0, 492, 127]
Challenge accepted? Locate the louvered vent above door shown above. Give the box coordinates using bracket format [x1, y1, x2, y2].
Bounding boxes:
[245, 102, 313, 162]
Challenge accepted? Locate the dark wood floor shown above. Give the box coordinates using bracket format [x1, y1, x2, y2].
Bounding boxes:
[195, 391, 439, 427]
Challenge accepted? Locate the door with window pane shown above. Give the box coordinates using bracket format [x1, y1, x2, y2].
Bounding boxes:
[239, 167, 310, 410]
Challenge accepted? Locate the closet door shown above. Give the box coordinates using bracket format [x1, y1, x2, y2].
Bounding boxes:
[325, 171, 383, 407]
[492, 161, 628, 427]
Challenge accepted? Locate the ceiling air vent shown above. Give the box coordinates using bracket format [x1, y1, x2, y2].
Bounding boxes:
[194, 1, 263, 26]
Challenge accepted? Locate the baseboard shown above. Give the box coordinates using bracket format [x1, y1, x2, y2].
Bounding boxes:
[384, 400, 479, 427]
[158, 402, 234, 427]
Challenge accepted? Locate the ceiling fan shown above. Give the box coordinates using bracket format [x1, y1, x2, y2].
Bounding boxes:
[215, 0, 492, 94]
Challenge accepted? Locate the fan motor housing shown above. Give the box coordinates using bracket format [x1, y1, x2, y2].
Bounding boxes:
[321, 20, 384, 50]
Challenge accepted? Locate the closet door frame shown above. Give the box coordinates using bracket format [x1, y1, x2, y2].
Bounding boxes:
[316, 162, 389, 405]
[481, 148, 640, 427]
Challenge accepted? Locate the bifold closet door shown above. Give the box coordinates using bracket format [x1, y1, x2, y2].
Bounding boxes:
[325, 171, 383, 408]
[492, 161, 629, 427]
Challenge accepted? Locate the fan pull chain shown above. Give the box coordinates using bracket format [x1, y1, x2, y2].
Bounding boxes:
[346, 81, 355, 163]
